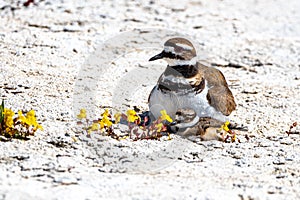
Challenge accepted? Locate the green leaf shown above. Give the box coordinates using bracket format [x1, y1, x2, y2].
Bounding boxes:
[0, 99, 4, 123]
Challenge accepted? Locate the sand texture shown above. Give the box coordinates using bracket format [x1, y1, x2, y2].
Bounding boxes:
[0, 0, 300, 199]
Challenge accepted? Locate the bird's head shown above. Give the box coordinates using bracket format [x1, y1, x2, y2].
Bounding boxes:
[149, 37, 197, 66]
[167, 108, 199, 133]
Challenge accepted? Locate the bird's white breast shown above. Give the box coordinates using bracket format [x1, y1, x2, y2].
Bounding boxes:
[149, 80, 226, 122]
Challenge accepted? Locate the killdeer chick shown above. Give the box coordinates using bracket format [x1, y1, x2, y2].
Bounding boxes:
[168, 108, 226, 141]
[148, 37, 236, 122]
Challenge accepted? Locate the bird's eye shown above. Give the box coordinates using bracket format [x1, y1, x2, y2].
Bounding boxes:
[175, 111, 182, 115]
[163, 51, 185, 60]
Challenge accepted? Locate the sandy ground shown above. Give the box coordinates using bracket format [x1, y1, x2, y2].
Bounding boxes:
[0, 0, 300, 199]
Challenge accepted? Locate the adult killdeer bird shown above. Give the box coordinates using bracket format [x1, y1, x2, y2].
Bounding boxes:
[168, 108, 225, 141]
[148, 37, 236, 122]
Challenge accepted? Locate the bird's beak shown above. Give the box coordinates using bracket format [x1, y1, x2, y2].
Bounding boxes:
[149, 51, 164, 61]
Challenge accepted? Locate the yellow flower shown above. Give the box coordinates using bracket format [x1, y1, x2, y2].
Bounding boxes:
[99, 109, 113, 127]
[26, 110, 43, 131]
[5, 127, 13, 135]
[221, 121, 230, 132]
[4, 117, 14, 128]
[88, 123, 99, 134]
[99, 120, 105, 129]
[26, 110, 37, 126]
[3, 108, 14, 128]
[155, 123, 163, 132]
[231, 133, 236, 142]
[102, 109, 110, 117]
[2, 107, 43, 136]
[167, 133, 172, 140]
[99, 109, 113, 128]
[77, 109, 87, 119]
[102, 116, 113, 127]
[90, 123, 99, 131]
[126, 110, 140, 123]
[96, 109, 113, 129]
[159, 110, 173, 123]
[114, 112, 121, 124]
[3, 108, 14, 118]
[36, 124, 44, 131]
[18, 110, 27, 124]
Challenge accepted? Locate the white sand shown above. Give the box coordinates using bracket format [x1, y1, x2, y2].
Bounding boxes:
[0, 0, 300, 199]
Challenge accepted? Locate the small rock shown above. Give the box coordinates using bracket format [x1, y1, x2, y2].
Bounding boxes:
[54, 176, 79, 185]
[254, 154, 260, 158]
[276, 174, 286, 179]
[212, 142, 223, 149]
[279, 138, 293, 145]
[257, 141, 271, 147]
[266, 136, 279, 141]
[285, 153, 295, 161]
[235, 158, 248, 167]
[273, 158, 286, 165]
[267, 187, 276, 194]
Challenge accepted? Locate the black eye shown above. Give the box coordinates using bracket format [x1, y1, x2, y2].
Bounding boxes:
[162, 51, 185, 60]
[176, 111, 182, 115]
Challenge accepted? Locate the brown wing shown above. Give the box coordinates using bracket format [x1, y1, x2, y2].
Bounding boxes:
[207, 85, 236, 116]
[197, 63, 236, 115]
